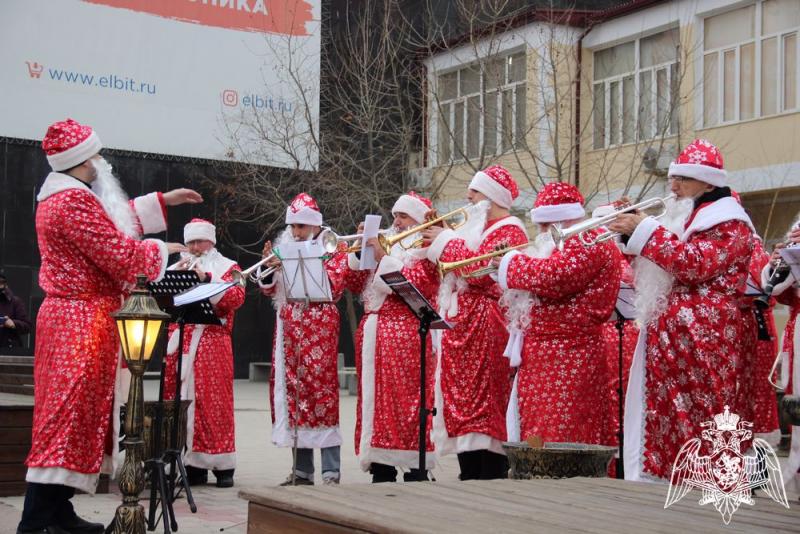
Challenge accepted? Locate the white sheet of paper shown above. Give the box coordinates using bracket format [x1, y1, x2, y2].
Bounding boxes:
[174, 282, 236, 307]
[359, 214, 382, 271]
[279, 241, 333, 302]
[779, 245, 800, 280]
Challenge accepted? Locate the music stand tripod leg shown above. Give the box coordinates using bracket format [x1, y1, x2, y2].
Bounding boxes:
[167, 315, 197, 517]
[147, 355, 171, 531]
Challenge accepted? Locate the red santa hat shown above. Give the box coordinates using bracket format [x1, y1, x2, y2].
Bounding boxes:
[668, 139, 727, 187]
[468, 165, 519, 208]
[531, 182, 586, 223]
[285, 192, 323, 226]
[184, 218, 216, 244]
[392, 190, 432, 224]
[42, 118, 103, 171]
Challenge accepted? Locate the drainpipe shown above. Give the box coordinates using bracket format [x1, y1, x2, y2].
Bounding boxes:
[574, 23, 593, 190]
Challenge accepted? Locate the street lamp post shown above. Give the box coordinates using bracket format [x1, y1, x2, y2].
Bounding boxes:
[111, 274, 170, 534]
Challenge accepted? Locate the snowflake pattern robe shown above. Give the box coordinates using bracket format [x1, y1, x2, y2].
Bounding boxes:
[735, 240, 780, 445]
[164, 259, 245, 471]
[346, 250, 439, 471]
[26, 172, 168, 493]
[622, 197, 755, 481]
[426, 217, 528, 456]
[261, 246, 348, 449]
[498, 230, 621, 445]
[764, 263, 800, 491]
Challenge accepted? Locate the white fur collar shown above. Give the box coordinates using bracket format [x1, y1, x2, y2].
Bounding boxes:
[37, 172, 93, 202]
[682, 196, 755, 241]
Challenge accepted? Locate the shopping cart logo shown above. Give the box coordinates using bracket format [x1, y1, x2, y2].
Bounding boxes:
[25, 61, 44, 79]
[665, 406, 789, 524]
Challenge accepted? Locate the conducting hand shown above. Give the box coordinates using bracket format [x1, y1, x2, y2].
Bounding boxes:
[162, 188, 203, 206]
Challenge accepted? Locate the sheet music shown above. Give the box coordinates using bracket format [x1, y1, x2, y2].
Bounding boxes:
[279, 240, 333, 302]
[380, 271, 451, 330]
[173, 282, 236, 307]
[359, 214, 382, 271]
[779, 245, 800, 280]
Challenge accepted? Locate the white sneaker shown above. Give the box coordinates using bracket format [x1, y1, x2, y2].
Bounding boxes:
[322, 477, 340, 486]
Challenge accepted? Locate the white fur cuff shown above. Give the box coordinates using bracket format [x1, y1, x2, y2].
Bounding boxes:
[348, 252, 361, 271]
[497, 250, 521, 290]
[623, 217, 661, 256]
[761, 262, 797, 296]
[133, 193, 167, 235]
[426, 229, 457, 262]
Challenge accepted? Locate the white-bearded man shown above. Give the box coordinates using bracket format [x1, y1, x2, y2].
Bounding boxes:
[163, 219, 245, 488]
[421, 165, 528, 480]
[20, 118, 201, 534]
[346, 191, 439, 483]
[260, 193, 349, 485]
[496, 183, 621, 449]
[607, 139, 756, 482]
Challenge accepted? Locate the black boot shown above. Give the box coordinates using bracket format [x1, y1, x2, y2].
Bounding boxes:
[403, 469, 429, 482]
[369, 463, 397, 483]
[213, 469, 235, 488]
[54, 486, 104, 533]
[185, 465, 208, 486]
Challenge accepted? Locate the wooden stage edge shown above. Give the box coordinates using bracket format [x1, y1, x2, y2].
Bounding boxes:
[241, 477, 799, 534]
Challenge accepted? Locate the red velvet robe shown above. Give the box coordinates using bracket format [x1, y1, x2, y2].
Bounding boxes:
[426, 217, 528, 456]
[498, 229, 621, 446]
[164, 260, 245, 470]
[26, 173, 167, 493]
[623, 197, 754, 481]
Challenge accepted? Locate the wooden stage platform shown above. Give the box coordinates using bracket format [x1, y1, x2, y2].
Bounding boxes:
[241, 477, 798, 533]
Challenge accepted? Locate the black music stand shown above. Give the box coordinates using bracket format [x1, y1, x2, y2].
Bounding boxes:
[146, 272, 230, 533]
[745, 277, 773, 341]
[609, 281, 635, 480]
[380, 271, 450, 481]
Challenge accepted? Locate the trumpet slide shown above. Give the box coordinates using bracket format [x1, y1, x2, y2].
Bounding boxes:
[550, 194, 676, 250]
[231, 252, 280, 287]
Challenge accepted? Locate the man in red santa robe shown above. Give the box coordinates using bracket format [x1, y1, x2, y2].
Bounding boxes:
[496, 183, 621, 447]
[20, 119, 196, 534]
[260, 193, 349, 485]
[421, 165, 528, 480]
[346, 191, 439, 483]
[762, 218, 800, 493]
[163, 219, 245, 488]
[608, 139, 756, 481]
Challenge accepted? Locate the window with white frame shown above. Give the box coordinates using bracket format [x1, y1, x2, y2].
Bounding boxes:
[703, 0, 799, 127]
[435, 52, 526, 165]
[592, 28, 681, 150]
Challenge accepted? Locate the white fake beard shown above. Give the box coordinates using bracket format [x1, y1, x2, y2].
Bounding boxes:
[90, 159, 138, 238]
[631, 196, 694, 325]
[455, 200, 490, 250]
[499, 231, 556, 331]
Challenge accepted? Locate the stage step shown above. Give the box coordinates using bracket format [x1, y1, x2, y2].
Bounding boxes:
[0, 356, 34, 396]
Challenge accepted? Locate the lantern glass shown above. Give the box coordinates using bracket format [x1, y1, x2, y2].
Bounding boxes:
[112, 274, 171, 366]
[116, 317, 164, 363]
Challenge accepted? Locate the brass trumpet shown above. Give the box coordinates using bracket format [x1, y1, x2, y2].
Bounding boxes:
[550, 194, 676, 250]
[437, 242, 530, 279]
[318, 228, 390, 254]
[373, 205, 470, 255]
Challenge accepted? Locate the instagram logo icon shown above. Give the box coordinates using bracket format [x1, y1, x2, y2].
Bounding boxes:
[222, 89, 239, 107]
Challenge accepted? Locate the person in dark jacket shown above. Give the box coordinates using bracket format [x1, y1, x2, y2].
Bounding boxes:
[0, 272, 31, 349]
